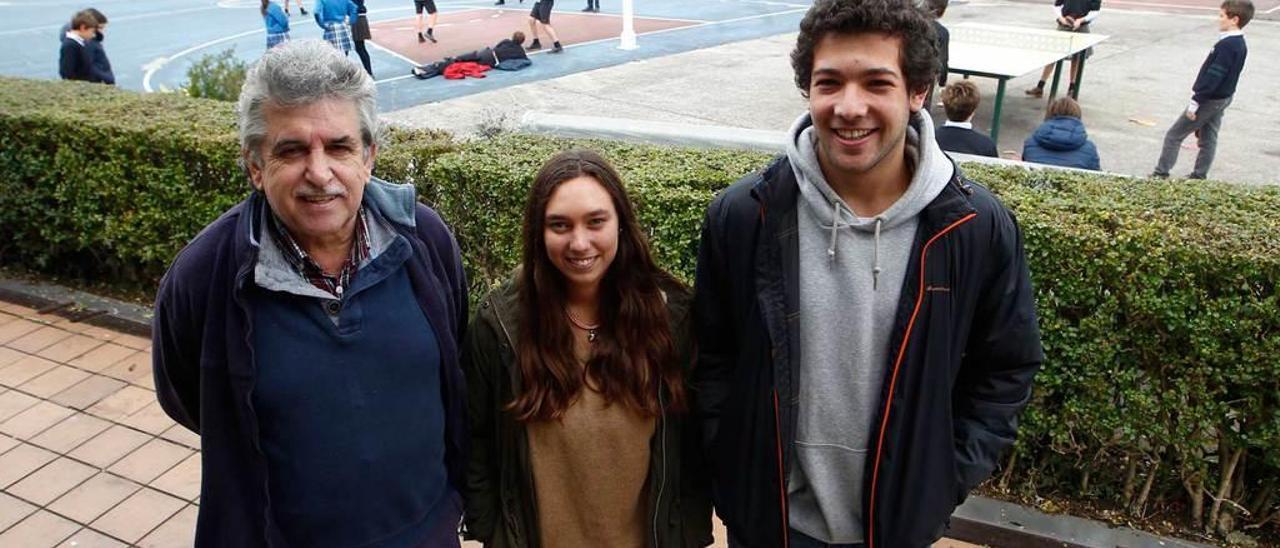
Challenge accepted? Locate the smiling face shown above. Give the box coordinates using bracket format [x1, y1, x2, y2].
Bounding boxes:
[542, 175, 620, 294]
[808, 31, 926, 187]
[246, 98, 375, 252]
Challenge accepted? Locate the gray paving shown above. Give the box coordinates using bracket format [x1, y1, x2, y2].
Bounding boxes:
[388, 0, 1280, 186]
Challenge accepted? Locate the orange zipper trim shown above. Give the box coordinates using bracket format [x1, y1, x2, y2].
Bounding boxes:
[866, 212, 976, 548]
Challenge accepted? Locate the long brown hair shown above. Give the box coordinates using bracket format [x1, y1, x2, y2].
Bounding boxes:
[509, 149, 687, 422]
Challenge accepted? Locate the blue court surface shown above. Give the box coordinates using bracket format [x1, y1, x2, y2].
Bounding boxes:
[0, 0, 811, 112]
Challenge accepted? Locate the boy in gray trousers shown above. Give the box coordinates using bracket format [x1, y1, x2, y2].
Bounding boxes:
[1151, 0, 1252, 180]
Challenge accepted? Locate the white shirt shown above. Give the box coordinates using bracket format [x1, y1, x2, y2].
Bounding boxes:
[943, 120, 974, 130]
[64, 31, 84, 46]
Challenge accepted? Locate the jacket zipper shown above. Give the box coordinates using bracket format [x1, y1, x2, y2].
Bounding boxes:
[865, 212, 976, 548]
[653, 390, 667, 548]
[773, 390, 790, 548]
[490, 296, 527, 547]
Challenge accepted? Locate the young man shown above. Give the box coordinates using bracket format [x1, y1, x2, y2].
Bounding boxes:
[692, 1, 1043, 546]
[153, 40, 469, 547]
[1151, 0, 1252, 180]
[527, 0, 563, 53]
[415, 0, 439, 43]
[58, 10, 97, 82]
[1025, 0, 1101, 98]
[936, 80, 998, 157]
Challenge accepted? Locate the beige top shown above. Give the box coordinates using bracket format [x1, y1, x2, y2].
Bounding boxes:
[527, 382, 657, 548]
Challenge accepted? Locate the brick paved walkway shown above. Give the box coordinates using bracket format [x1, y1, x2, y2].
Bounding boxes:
[0, 301, 194, 547]
[0, 299, 980, 548]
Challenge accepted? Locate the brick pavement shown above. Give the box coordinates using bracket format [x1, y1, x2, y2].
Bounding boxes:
[0, 300, 981, 548]
[0, 301, 195, 547]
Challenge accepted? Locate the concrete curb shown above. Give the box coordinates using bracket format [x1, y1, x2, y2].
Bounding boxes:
[0, 277, 152, 338]
[950, 495, 1214, 548]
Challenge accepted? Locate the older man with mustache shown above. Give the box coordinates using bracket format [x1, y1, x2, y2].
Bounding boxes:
[152, 39, 469, 547]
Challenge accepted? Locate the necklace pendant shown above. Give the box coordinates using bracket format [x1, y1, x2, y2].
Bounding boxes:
[587, 329, 597, 343]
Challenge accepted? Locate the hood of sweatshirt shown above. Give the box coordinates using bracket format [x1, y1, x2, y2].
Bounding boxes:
[784, 110, 954, 273]
[1031, 116, 1089, 151]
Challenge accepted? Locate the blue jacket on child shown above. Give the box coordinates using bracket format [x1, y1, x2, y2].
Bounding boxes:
[1021, 116, 1101, 171]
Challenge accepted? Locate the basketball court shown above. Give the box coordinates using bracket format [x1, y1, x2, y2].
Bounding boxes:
[0, 0, 810, 111]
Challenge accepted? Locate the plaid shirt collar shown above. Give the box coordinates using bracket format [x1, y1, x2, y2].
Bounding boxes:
[265, 207, 371, 298]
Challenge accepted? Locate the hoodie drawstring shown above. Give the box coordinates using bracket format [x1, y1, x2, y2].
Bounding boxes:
[873, 217, 883, 291]
[827, 200, 840, 261]
[827, 202, 885, 292]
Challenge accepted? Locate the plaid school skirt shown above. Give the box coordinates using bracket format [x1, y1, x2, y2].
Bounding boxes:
[322, 21, 353, 53]
[266, 31, 290, 49]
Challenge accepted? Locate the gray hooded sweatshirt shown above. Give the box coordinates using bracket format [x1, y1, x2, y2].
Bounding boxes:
[785, 110, 954, 544]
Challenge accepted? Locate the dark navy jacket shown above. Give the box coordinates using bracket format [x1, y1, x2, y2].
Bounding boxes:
[936, 125, 998, 158]
[1192, 34, 1247, 103]
[153, 179, 469, 547]
[692, 157, 1043, 548]
[1021, 116, 1101, 171]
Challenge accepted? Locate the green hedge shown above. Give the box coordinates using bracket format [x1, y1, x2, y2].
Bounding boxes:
[3, 76, 1279, 543]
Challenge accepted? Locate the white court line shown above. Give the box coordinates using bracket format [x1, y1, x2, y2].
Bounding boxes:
[142, 28, 262, 92]
[376, 74, 417, 85]
[1267, 3, 1280, 13]
[367, 40, 421, 67]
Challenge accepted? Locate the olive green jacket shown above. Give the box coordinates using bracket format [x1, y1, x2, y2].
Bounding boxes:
[460, 275, 714, 548]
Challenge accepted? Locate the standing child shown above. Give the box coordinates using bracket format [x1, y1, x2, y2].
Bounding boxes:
[81, 9, 115, 85]
[352, 0, 373, 74]
[1025, 0, 1101, 98]
[924, 0, 949, 111]
[415, 0, 439, 43]
[527, 0, 563, 53]
[59, 10, 97, 82]
[1151, 0, 1252, 180]
[263, 0, 290, 49]
[283, 0, 307, 16]
[314, 0, 358, 55]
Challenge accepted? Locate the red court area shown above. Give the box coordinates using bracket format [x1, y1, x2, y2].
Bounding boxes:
[369, 8, 699, 65]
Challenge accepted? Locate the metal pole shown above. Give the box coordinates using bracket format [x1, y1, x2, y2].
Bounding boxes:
[619, 0, 637, 50]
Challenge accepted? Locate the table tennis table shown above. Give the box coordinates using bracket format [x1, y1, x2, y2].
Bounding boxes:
[946, 22, 1109, 146]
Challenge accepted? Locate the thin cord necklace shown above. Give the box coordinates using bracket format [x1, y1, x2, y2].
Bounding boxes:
[564, 308, 600, 343]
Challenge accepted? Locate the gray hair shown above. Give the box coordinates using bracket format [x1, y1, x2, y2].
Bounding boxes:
[237, 39, 380, 169]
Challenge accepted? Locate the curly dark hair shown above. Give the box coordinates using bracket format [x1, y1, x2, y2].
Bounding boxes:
[791, 0, 940, 98]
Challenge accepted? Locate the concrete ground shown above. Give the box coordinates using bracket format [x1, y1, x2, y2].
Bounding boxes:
[389, 0, 1280, 186]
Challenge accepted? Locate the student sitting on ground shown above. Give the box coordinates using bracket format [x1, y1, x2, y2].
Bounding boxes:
[411, 31, 530, 78]
[935, 80, 997, 157]
[1022, 96, 1101, 170]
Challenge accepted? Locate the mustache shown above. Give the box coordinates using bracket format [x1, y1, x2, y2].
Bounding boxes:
[294, 186, 347, 199]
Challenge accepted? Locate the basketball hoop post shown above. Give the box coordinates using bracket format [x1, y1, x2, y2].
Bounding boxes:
[619, 0, 637, 50]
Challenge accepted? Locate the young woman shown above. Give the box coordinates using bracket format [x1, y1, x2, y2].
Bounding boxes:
[262, 0, 290, 49]
[462, 150, 712, 548]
